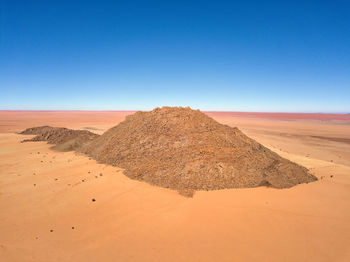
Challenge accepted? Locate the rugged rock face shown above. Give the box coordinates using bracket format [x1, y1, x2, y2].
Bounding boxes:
[20, 126, 99, 151]
[80, 107, 317, 195]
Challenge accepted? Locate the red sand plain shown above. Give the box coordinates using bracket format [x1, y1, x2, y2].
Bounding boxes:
[0, 111, 350, 262]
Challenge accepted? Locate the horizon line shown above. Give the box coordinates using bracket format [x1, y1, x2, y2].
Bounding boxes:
[0, 109, 349, 115]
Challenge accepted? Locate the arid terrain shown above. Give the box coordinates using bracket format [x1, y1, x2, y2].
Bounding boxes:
[1, 110, 350, 262]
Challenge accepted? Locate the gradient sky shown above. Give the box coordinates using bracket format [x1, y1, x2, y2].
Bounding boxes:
[1, 0, 349, 112]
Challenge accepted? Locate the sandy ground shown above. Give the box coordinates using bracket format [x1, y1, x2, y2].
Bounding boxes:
[0, 111, 349, 262]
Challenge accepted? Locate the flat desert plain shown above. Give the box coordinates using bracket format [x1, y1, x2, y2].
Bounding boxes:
[1, 111, 350, 262]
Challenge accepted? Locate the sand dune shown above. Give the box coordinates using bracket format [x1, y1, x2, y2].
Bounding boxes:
[0, 111, 349, 261]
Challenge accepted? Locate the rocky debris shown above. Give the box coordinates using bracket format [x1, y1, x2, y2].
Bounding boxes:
[20, 107, 317, 195]
[81, 107, 317, 192]
[20, 126, 99, 151]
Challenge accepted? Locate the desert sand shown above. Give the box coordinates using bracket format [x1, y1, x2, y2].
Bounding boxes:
[1, 111, 350, 262]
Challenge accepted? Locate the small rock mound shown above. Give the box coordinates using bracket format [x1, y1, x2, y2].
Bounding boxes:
[20, 126, 99, 151]
[20, 126, 54, 135]
[81, 107, 317, 191]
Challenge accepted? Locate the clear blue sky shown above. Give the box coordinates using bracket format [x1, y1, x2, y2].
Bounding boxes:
[1, 0, 349, 112]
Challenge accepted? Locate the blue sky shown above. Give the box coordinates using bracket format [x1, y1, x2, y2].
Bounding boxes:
[0, 0, 349, 112]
